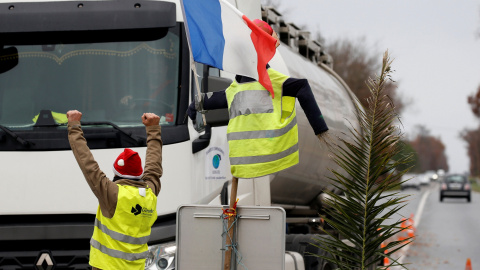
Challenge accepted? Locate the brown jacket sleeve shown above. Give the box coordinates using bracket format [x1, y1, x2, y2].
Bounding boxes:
[68, 121, 119, 218]
[141, 125, 163, 196]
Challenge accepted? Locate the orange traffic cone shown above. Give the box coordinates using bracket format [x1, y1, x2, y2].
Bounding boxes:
[407, 227, 415, 239]
[381, 242, 390, 270]
[398, 218, 407, 242]
[465, 258, 472, 270]
[406, 215, 415, 239]
[408, 214, 416, 232]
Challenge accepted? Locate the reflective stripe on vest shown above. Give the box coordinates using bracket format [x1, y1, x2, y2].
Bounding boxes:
[90, 238, 149, 261]
[90, 185, 157, 269]
[229, 90, 274, 119]
[94, 218, 150, 245]
[227, 117, 297, 141]
[230, 143, 299, 165]
[226, 68, 299, 178]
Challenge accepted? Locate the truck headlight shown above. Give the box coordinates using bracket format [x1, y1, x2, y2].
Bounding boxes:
[145, 241, 176, 270]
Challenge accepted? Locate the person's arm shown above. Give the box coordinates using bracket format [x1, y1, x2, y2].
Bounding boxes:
[187, 91, 228, 121]
[67, 110, 119, 218]
[283, 78, 329, 135]
[140, 113, 163, 196]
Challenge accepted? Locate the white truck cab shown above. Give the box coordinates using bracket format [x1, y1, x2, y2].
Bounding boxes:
[0, 1, 358, 269]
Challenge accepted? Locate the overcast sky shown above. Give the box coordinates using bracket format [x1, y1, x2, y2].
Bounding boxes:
[276, 0, 480, 173]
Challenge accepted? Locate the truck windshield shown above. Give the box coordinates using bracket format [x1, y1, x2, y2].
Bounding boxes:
[0, 28, 180, 128]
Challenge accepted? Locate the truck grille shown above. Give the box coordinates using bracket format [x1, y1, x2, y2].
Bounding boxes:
[0, 214, 94, 270]
[0, 249, 90, 270]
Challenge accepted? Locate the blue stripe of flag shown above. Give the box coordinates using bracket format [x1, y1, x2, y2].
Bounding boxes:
[183, 0, 225, 69]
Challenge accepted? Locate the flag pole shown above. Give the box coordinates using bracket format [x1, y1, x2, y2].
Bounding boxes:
[180, 0, 207, 126]
[191, 61, 207, 126]
[224, 176, 239, 270]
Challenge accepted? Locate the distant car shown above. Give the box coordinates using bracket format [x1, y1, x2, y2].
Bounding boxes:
[419, 174, 430, 186]
[437, 169, 446, 181]
[401, 174, 421, 190]
[440, 174, 471, 202]
[425, 170, 438, 182]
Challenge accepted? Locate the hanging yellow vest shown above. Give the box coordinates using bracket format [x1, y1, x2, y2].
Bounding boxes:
[90, 185, 157, 270]
[226, 68, 299, 178]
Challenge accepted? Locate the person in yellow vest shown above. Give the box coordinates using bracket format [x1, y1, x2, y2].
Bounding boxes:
[67, 110, 162, 270]
[187, 19, 329, 179]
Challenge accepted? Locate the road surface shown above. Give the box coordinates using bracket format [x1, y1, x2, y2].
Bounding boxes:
[392, 182, 479, 270]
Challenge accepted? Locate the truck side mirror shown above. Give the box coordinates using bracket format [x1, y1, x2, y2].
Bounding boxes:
[0, 47, 19, 74]
[203, 76, 232, 127]
[192, 74, 232, 153]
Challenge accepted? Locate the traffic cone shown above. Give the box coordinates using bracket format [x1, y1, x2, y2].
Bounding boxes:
[465, 258, 472, 270]
[381, 242, 390, 270]
[406, 215, 415, 239]
[408, 214, 416, 232]
[407, 227, 415, 239]
[398, 218, 407, 242]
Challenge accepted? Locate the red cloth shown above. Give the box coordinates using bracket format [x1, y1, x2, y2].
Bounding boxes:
[243, 16, 277, 98]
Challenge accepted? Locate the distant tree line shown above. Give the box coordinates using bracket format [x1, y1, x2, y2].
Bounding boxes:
[326, 39, 449, 174]
[462, 8, 480, 176]
[463, 85, 480, 176]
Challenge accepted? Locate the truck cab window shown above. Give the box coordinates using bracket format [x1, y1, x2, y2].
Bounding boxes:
[0, 25, 186, 150]
[208, 67, 220, 77]
[0, 29, 180, 128]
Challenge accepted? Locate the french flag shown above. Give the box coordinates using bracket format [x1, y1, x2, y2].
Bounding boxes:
[181, 0, 277, 98]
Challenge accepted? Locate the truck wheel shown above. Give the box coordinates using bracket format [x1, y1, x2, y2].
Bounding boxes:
[320, 249, 336, 270]
[440, 195, 443, 202]
[286, 234, 337, 270]
[467, 195, 471, 202]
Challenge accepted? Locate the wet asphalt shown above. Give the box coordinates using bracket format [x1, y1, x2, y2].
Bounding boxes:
[392, 182, 480, 270]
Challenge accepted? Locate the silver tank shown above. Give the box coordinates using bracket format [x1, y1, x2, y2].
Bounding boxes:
[269, 44, 360, 206]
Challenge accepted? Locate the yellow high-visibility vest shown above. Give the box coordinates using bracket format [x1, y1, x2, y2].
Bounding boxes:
[90, 185, 157, 270]
[226, 68, 299, 178]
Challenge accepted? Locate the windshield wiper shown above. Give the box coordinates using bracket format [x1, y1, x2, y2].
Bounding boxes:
[0, 124, 33, 146]
[80, 121, 143, 146]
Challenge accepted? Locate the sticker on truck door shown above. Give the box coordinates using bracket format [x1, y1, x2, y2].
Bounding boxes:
[205, 146, 228, 180]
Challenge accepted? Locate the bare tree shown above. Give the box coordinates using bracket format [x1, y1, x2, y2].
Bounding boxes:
[409, 125, 449, 172]
[461, 128, 480, 176]
[462, 84, 480, 176]
[467, 84, 480, 118]
[326, 37, 407, 114]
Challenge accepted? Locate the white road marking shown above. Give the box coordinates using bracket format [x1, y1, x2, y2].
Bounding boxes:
[394, 189, 431, 267]
[414, 189, 430, 228]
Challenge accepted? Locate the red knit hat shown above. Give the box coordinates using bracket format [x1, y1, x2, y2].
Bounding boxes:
[112, 148, 143, 179]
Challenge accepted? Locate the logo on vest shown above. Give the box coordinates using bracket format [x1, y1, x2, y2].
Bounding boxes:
[131, 204, 142, 216]
[131, 204, 154, 217]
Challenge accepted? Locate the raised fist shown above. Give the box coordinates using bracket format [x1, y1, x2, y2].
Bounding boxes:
[142, 113, 160, 126]
[67, 110, 82, 122]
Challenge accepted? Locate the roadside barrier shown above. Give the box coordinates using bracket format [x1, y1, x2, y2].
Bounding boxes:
[466, 258, 472, 270]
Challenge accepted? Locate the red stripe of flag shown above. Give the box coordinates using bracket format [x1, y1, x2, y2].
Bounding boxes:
[242, 15, 278, 99]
